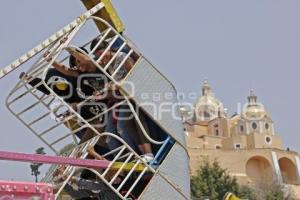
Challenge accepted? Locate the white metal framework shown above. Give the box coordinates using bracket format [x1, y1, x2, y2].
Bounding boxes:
[0, 3, 105, 80]
[2, 3, 190, 200]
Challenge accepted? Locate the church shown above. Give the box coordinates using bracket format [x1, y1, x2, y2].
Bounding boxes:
[182, 81, 300, 198]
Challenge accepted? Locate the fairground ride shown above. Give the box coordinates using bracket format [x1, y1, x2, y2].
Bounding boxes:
[0, 1, 190, 200]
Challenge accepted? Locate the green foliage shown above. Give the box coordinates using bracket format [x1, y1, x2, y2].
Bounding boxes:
[190, 159, 296, 200]
[265, 184, 284, 200]
[238, 185, 256, 200]
[58, 143, 76, 155]
[191, 159, 258, 200]
[191, 160, 240, 200]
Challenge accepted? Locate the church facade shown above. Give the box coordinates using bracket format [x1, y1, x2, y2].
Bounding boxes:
[182, 81, 300, 197]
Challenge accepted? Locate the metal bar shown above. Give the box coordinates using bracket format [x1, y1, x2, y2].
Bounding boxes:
[102, 145, 124, 158]
[38, 114, 77, 137]
[44, 123, 86, 147]
[0, 181, 54, 200]
[108, 41, 127, 64]
[0, 2, 105, 79]
[46, 96, 56, 107]
[12, 62, 48, 93]
[89, 28, 112, 56]
[16, 95, 49, 116]
[102, 146, 126, 177]
[116, 152, 131, 161]
[153, 136, 172, 165]
[124, 96, 164, 145]
[109, 153, 134, 184]
[103, 40, 128, 72]
[23, 40, 61, 81]
[24, 82, 72, 128]
[26, 61, 50, 80]
[124, 167, 148, 198]
[25, 36, 61, 75]
[5, 108, 58, 154]
[50, 133, 73, 146]
[97, 34, 119, 65]
[28, 111, 51, 126]
[55, 168, 76, 200]
[7, 81, 44, 106]
[111, 161, 147, 172]
[116, 160, 142, 191]
[112, 49, 133, 78]
[0, 151, 110, 169]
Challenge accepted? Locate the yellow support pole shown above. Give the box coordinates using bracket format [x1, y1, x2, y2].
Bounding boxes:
[111, 162, 147, 172]
[80, 0, 125, 33]
[224, 192, 241, 200]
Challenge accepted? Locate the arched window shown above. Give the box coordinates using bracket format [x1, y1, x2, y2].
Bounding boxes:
[265, 123, 270, 130]
[204, 111, 211, 119]
[252, 122, 257, 130]
[265, 136, 272, 144]
[240, 125, 244, 132]
[215, 129, 219, 136]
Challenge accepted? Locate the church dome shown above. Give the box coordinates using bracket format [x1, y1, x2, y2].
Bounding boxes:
[232, 90, 275, 135]
[194, 81, 225, 122]
[242, 90, 267, 119]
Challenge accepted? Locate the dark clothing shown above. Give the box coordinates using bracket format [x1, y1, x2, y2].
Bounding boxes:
[64, 179, 120, 200]
[27, 68, 107, 121]
[27, 68, 80, 103]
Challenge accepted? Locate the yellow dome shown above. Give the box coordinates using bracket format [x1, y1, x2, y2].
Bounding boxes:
[194, 81, 225, 121]
[244, 105, 266, 119]
[242, 90, 267, 119]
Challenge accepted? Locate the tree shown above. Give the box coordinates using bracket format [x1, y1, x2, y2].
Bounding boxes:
[261, 182, 294, 200]
[30, 147, 46, 182]
[265, 185, 284, 200]
[191, 159, 257, 200]
[191, 159, 240, 200]
[238, 185, 256, 200]
[58, 143, 76, 155]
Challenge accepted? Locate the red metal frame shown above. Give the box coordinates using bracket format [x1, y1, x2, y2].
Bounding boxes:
[0, 151, 110, 169]
[0, 180, 53, 200]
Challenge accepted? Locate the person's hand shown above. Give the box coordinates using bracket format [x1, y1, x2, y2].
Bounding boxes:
[69, 176, 78, 184]
[43, 51, 52, 62]
[108, 83, 119, 91]
[105, 82, 114, 90]
[70, 103, 78, 111]
[19, 72, 32, 81]
[65, 47, 77, 55]
[93, 92, 107, 100]
[87, 145, 105, 160]
[87, 145, 96, 155]
[99, 53, 111, 66]
[53, 165, 66, 177]
[60, 37, 68, 44]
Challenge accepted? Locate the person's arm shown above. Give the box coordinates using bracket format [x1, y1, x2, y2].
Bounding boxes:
[78, 179, 106, 191]
[19, 73, 51, 94]
[87, 146, 105, 160]
[64, 183, 92, 199]
[113, 53, 134, 81]
[43, 52, 79, 77]
[115, 52, 134, 72]
[66, 47, 94, 67]
[51, 61, 79, 77]
[92, 82, 115, 101]
[123, 56, 134, 72]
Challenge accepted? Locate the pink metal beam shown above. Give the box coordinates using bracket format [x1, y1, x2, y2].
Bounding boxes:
[0, 151, 110, 169]
[0, 180, 53, 200]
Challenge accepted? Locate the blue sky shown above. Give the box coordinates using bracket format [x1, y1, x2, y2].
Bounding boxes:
[0, 0, 300, 181]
